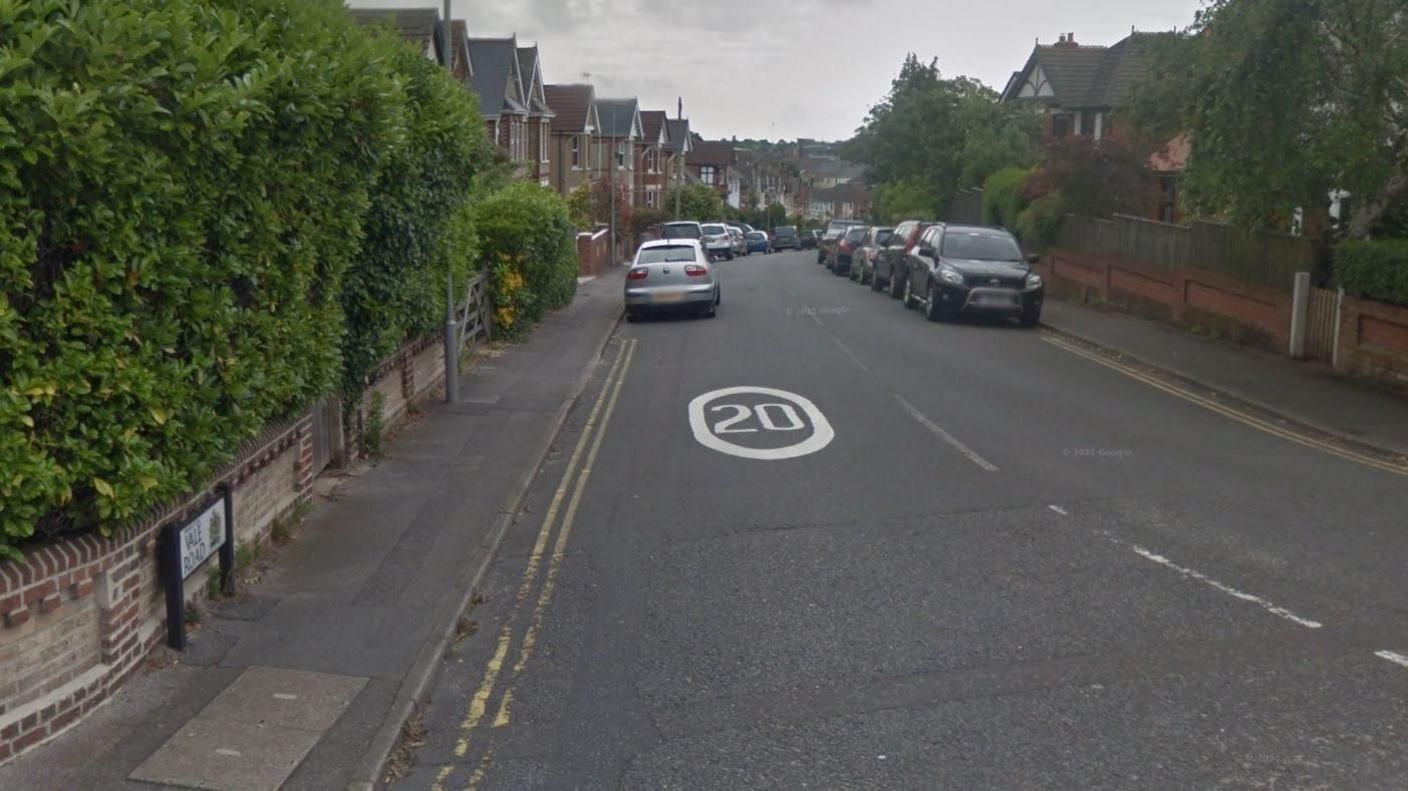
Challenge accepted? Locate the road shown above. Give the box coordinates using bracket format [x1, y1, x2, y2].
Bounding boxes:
[397, 249, 1408, 789]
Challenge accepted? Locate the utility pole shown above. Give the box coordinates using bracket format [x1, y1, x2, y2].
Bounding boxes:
[609, 104, 617, 266]
[442, 0, 459, 403]
[675, 98, 683, 221]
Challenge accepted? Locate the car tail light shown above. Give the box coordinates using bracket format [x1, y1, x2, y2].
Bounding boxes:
[628, 267, 648, 280]
[684, 264, 707, 277]
[840, 241, 852, 252]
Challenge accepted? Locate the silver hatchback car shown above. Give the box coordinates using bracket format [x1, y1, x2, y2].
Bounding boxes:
[624, 240, 720, 320]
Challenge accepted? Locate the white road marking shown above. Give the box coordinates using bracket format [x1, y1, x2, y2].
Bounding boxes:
[1374, 650, 1408, 669]
[1126, 544, 1322, 629]
[1048, 505, 1068, 515]
[273, 693, 298, 700]
[830, 335, 869, 371]
[689, 387, 835, 460]
[808, 312, 823, 326]
[894, 395, 999, 472]
[215, 748, 242, 757]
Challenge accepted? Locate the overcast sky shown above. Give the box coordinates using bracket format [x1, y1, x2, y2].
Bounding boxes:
[357, 0, 1204, 141]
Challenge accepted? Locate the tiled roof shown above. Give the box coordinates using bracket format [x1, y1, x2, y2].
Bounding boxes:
[1003, 33, 1169, 108]
[544, 84, 595, 134]
[516, 46, 553, 116]
[595, 98, 639, 138]
[467, 37, 526, 119]
[687, 139, 736, 167]
[349, 7, 439, 43]
[664, 119, 691, 153]
[639, 111, 668, 145]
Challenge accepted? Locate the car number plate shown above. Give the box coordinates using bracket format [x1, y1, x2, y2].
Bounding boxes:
[654, 291, 685, 303]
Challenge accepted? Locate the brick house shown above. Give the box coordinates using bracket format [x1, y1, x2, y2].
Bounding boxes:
[467, 36, 531, 166]
[348, 7, 447, 64]
[637, 111, 672, 210]
[1000, 31, 1184, 222]
[594, 98, 642, 208]
[516, 46, 555, 187]
[686, 138, 738, 207]
[543, 84, 600, 198]
[663, 118, 693, 198]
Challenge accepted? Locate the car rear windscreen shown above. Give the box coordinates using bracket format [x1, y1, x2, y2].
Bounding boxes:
[774, 228, 797, 237]
[746, 232, 765, 240]
[876, 230, 894, 245]
[701, 224, 726, 235]
[663, 224, 701, 239]
[638, 246, 698, 264]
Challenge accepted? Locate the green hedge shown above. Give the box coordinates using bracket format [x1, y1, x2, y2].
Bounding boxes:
[982, 167, 1030, 229]
[1336, 239, 1408, 307]
[0, 0, 494, 555]
[473, 182, 579, 337]
[1015, 193, 1066, 250]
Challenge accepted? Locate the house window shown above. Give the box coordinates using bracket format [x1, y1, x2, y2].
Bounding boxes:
[570, 136, 581, 168]
[540, 122, 549, 163]
[644, 148, 655, 173]
[1050, 113, 1072, 139]
[1080, 109, 1098, 138]
[701, 165, 716, 184]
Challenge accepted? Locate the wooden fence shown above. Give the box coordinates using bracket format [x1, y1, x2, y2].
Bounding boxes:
[1056, 213, 1323, 289]
[942, 188, 985, 226]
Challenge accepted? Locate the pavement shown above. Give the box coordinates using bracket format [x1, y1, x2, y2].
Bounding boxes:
[1041, 299, 1408, 457]
[0, 270, 625, 791]
[390, 249, 1408, 789]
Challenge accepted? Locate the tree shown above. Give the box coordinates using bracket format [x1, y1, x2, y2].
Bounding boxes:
[664, 183, 726, 222]
[565, 181, 593, 230]
[846, 55, 1038, 211]
[1125, 0, 1408, 238]
[872, 179, 937, 224]
[1026, 136, 1152, 220]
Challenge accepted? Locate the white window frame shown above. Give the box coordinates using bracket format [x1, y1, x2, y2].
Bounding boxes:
[570, 135, 581, 169]
[540, 120, 549, 163]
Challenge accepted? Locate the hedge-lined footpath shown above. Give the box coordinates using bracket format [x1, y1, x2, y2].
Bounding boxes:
[1337, 239, 1408, 309]
[0, 0, 576, 556]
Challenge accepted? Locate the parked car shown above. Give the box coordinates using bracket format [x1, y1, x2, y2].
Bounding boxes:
[899, 225, 1043, 326]
[851, 226, 894, 283]
[829, 225, 870, 276]
[818, 219, 865, 266]
[744, 231, 772, 254]
[699, 222, 734, 260]
[771, 226, 800, 250]
[801, 230, 820, 250]
[661, 221, 703, 241]
[875, 220, 937, 298]
[726, 224, 749, 256]
[624, 239, 720, 320]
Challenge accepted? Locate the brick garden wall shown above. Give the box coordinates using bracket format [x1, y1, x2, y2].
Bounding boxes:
[1338, 295, 1408, 389]
[0, 335, 447, 761]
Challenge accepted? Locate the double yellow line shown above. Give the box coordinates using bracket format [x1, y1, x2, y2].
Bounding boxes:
[432, 338, 638, 791]
[1043, 334, 1408, 478]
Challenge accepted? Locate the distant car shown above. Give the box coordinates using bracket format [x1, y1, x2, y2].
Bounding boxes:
[818, 219, 865, 266]
[800, 230, 820, 250]
[875, 220, 937, 298]
[851, 226, 894, 283]
[726, 225, 748, 256]
[699, 222, 734, 260]
[624, 239, 720, 320]
[771, 226, 800, 250]
[829, 225, 870, 276]
[744, 231, 772, 254]
[661, 221, 703, 241]
[900, 225, 1043, 326]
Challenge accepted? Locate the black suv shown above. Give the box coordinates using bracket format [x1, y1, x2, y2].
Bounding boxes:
[899, 225, 1044, 326]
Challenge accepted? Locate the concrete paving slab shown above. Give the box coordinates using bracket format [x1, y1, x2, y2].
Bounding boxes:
[210, 666, 367, 732]
[129, 718, 324, 791]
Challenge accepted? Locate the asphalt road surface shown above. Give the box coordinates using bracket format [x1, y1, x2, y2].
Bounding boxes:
[398, 249, 1408, 790]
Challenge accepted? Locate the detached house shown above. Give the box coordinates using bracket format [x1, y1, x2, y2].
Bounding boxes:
[516, 46, 555, 186]
[637, 111, 672, 210]
[543, 84, 600, 197]
[594, 98, 643, 208]
[467, 36, 531, 165]
[1001, 31, 1185, 222]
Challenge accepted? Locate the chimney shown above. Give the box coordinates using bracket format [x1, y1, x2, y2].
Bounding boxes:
[1054, 32, 1079, 48]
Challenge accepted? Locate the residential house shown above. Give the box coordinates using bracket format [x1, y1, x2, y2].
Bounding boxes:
[543, 84, 600, 198]
[594, 98, 642, 208]
[687, 138, 739, 208]
[348, 7, 447, 64]
[637, 111, 672, 210]
[467, 36, 531, 165]
[806, 182, 870, 222]
[661, 118, 693, 215]
[516, 46, 555, 187]
[1000, 31, 1183, 222]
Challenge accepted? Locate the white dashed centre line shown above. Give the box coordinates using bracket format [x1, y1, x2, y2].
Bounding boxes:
[830, 335, 869, 371]
[1048, 505, 1068, 515]
[1374, 650, 1408, 669]
[1124, 543, 1322, 629]
[894, 395, 999, 472]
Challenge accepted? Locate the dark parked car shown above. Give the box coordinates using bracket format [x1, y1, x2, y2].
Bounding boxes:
[851, 226, 894, 283]
[772, 226, 800, 250]
[829, 225, 869, 276]
[899, 225, 1044, 326]
[874, 220, 937, 298]
[817, 219, 864, 265]
[800, 230, 820, 250]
